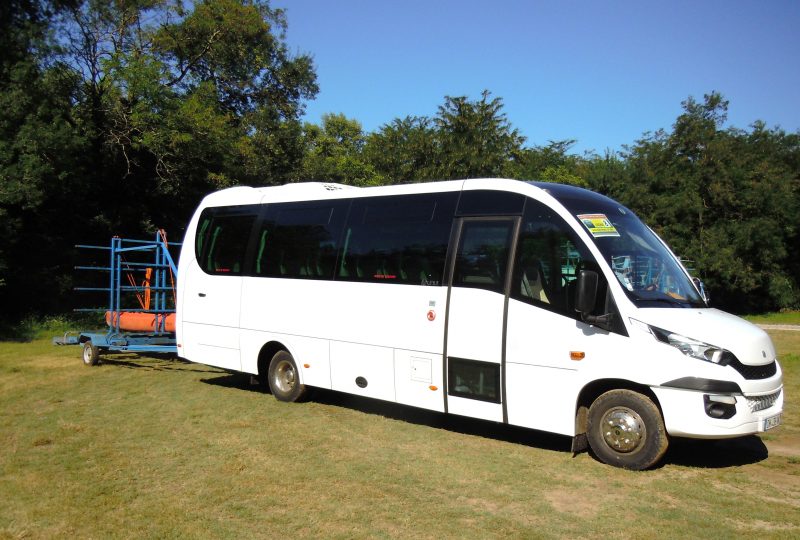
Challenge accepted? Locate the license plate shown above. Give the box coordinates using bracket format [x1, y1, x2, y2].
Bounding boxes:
[763, 414, 781, 431]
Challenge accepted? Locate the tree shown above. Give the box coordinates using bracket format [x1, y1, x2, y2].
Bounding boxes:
[364, 116, 438, 184]
[298, 113, 382, 186]
[433, 90, 525, 179]
[0, 0, 87, 315]
[513, 139, 589, 186]
[0, 0, 318, 323]
[619, 92, 799, 312]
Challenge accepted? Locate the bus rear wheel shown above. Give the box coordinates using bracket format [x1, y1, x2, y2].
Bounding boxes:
[587, 389, 668, 470]
[267, 350, 309, 402]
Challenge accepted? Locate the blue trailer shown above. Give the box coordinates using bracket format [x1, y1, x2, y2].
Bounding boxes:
[53, 230, 181, 365]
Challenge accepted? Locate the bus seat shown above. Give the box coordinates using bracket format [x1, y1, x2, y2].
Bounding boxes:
[520, 258, 549, 304]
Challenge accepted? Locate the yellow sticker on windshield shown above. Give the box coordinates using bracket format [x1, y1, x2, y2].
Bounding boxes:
[577, 214, 620, 238]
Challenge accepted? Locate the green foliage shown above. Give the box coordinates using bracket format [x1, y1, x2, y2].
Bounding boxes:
[364, 116, 439, 184]
[610, 93, 800, 312]
[433, 90, 525, 179]
[0, 0, 317, 322]
[298, 113, 383, 186]
[0, 2, 798, 317]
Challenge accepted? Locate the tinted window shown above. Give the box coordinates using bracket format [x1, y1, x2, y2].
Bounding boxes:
[196, 206, 259, 275]
[256, 200, 348, 279]
[448, 358, 501, 403]
[457, 189, 525, 216]
[452, 220, 515, 293]
[339, 193, 457, 285]
[511, 198, 603, 318]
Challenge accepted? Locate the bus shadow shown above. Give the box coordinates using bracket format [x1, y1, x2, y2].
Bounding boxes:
[199, 375, 572, 452]
[662, 436, 768, 468]
[197, 376, 768, 468]
[312, 388, 573, 454]
[200, 372, 265, 393]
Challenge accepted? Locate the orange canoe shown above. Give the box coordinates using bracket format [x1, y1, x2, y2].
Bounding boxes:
[105, 311, 176, 333]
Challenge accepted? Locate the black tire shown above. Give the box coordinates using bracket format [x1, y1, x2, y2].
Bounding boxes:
[82, 341, 100, 366]
[267, 350, 309, 402]
[587, 389, 668, 470]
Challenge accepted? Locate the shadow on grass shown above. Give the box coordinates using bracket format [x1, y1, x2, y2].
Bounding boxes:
[200, 372, 265, 393]
[99, 354, 223, 373]
[200, 374, 572, 453]
[663, 436, 769, 468]
[200, 374, 772, 469]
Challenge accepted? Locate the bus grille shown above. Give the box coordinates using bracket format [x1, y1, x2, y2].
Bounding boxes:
[746, 390, 781, 413]
[729, 358, 777, 380]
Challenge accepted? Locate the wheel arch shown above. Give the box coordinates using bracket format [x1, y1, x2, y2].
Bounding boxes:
[257, 340, 290, 381]
[573, 378, 663, 441]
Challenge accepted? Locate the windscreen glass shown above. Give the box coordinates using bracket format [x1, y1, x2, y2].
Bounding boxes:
[539, 185, 705, 308]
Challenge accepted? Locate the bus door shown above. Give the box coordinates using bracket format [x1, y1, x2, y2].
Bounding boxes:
[445, 217, 519, 422]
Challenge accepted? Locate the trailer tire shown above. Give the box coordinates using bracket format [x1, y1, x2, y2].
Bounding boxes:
[267, 350, 309, 402]
[82, 341, 100, 366]
[587, 389, 668, 470]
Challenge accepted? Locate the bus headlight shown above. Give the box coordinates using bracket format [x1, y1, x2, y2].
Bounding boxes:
[631, 319, 728, 364]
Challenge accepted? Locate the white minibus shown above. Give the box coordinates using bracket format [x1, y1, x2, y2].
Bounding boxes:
[176, 178, 783, 469]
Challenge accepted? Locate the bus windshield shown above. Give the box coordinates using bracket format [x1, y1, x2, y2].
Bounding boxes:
[534, 183, 705, 308]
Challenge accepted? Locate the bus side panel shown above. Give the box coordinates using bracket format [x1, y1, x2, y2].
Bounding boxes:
[239, 278, 447, 403]
[330, 341, 395, 400]
[239, 329, 331, 387]
[393, 349, 445, 412]
[505, 363, 578, 436]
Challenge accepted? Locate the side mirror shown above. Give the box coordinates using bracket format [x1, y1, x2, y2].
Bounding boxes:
[575, 270, 614, 330]
[575, 270, 598, 315]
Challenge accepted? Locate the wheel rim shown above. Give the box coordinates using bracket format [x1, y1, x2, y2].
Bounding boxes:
[272, 360, 296, 394]
[83, 345, 92, 364]
[600, 406, 645, 453]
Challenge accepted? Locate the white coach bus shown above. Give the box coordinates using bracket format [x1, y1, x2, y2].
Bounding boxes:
[176, 178, 783, 469]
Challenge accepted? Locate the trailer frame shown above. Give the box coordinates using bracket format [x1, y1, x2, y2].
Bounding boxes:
[53, 230, 181, 364]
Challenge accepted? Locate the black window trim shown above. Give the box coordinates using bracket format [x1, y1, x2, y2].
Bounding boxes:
[447, 357, 503, 404]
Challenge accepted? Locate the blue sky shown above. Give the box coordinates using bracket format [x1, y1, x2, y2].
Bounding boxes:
[272, 0, 800, 155]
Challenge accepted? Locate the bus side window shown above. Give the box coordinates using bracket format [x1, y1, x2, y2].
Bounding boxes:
[255, 201, 347, 280]
[341, 193, 457, 285]
[199, 212, 257, 276]
[452, 221, 515, 293]
[511, 200, 601, 319]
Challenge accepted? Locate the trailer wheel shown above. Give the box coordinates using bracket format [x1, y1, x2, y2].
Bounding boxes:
[587, 389, 668, 470]
[82, 341, 100, 366]
[267, 350, 309, 402]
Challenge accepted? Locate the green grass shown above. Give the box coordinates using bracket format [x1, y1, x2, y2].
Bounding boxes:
[1, 333, 798, 538]
[743, 311, 800, 325]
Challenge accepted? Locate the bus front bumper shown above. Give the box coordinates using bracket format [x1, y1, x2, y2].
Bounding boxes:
[651, 385, 784, 439]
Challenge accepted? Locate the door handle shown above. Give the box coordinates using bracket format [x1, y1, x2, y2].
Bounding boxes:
[198, 292, 206, 297]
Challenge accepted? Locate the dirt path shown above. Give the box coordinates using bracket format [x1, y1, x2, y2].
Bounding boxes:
[758, 324, 800, 331]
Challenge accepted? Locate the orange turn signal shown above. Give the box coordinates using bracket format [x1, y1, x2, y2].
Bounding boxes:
[570, 351, 585, 361]
[429, 385, 438, 391]
[303, 363, 310, 368]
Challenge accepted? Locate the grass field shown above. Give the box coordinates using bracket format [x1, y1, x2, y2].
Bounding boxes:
[744, 311, 800, 325]
[1, 331, 798, 538]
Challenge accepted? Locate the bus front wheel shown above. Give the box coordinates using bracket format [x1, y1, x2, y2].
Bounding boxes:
[267, 350, 309, 402]
[587, 389, 668, 470]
